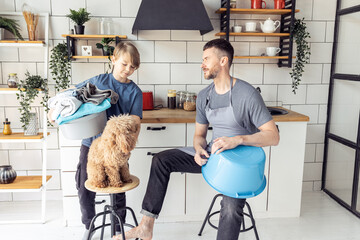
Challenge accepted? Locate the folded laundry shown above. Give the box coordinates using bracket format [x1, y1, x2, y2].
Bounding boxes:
[48, 90, 83, 120]
[56, 98, 111, 125]
[74, 83, 119, 105]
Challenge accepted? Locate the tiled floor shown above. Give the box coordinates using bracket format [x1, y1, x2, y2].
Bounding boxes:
[0, 191, 359, 240]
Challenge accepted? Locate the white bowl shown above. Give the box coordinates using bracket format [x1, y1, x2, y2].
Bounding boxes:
[59, 111, 107, 140]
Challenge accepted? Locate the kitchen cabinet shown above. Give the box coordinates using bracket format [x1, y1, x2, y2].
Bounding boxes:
[216, 0, 299, 67]
[0, 12, 51, 224]
[61, 34, 127, 60]
[60, 108, 309, 225]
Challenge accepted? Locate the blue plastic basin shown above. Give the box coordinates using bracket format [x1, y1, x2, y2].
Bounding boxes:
[202, 145, 266, 199]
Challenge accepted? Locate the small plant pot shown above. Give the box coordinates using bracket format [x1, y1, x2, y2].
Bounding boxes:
[0, 165, 17, 184]
[102, 48, 111, 56]
[24, 112, 39, 136]
[74, 25, 85, 34]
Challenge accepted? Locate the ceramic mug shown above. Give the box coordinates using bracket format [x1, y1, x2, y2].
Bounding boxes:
[274, 0, 285, 9]
[266, 47, 281, 56]
[233, 25, 242, 33]
[245, 22, 257, 32]
[251, 0, 266, 9]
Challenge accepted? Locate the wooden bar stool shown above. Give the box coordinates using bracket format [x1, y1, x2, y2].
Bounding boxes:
[84, 175, 140, 240]
[198, 194, 260, 240]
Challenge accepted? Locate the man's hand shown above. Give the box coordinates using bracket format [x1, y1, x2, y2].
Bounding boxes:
[211, 136, 243, 154]
[194, 148, 210, 166]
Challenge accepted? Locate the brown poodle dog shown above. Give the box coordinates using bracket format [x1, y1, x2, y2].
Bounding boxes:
[87, 114, 140, 188]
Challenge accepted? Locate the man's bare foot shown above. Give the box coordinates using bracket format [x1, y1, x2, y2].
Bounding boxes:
[112, 215, 155, 240]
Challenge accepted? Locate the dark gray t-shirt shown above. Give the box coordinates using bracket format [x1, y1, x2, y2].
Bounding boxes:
[196, 79, 272, 135]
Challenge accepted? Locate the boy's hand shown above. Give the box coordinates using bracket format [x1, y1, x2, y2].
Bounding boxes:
[47, 108, 55, 123]
[194, 149, 209, 166]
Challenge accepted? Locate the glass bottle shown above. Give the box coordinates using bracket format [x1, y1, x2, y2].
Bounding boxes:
[184, 92, 196, 111]
[176, 91, 187, 109]
[167, 89, 176, 109]
[7, 73, 18, 88]
[3, 118, 12, 135]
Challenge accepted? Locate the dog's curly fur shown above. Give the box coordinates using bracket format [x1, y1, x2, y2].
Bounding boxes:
[87, 114, 140, 188]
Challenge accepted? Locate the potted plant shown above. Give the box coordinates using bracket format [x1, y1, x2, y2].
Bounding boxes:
[0, 16, 24, 40]
[290, 18, 311, 94]
[50, 42, 72, 93]
[16, 71, 49, 132]
[66, 8, 91, 34]
[96, 38, 115, 56]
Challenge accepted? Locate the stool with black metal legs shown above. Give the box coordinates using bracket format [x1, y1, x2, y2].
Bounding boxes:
[198, 193, 260, 240]
[200, 145, 267, 240]
[84, 175, 140, 240]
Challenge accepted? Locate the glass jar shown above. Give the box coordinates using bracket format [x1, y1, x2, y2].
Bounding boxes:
[184, 92, 196, 111]
[3, 118, 12, 135]
[7, 73, 18, 88]
[167, 89, 176, 109]
[176, 91, 187, 109]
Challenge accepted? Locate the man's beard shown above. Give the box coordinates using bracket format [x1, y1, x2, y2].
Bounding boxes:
[204, 67, 220, 80]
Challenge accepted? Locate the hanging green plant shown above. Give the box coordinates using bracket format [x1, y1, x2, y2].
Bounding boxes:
[16, 71, 50, 130]
[290, 18, 311, 94]
[96, 38, 114, 73]
[50, 42, 71, 92]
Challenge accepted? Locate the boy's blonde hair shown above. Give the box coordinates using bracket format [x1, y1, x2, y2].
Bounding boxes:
[113, 42, 140, 69]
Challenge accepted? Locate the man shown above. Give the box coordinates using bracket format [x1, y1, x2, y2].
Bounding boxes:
[114, 39, 280, 240]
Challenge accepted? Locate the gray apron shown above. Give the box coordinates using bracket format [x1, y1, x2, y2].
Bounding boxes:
[179, 77, 251, 156]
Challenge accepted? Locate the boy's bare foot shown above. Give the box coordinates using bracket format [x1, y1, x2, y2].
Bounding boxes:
[112, 215, 154, 240]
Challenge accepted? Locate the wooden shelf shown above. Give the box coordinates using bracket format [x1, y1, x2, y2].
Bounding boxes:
[0, 40, 45, 47]
[234, 56, 296, 59]
[0, 88, 43, 92]
[215, 8, 300, 15]
[0, 176, 52, 190]
[71, 56, 111, 59]
[0, 132, 50, 140]
[61, 34, 127, 39]
[216, 32, 290, 37]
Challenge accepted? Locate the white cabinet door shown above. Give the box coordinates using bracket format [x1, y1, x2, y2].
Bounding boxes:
[137, 124, 186, 148]
[61, 172, 77, 196]
[267, 122, 307, 217]
[60, 147, 80, 171]
[126, 148, 186, 222]
[186, 123, 213, 147]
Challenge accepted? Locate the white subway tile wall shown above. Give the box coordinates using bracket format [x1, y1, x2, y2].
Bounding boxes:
[0, 0, 335, 201]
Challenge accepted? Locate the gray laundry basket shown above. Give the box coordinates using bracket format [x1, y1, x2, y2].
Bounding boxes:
[59, 111, 107, 140]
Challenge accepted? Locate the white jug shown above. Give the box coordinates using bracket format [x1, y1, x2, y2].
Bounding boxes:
[259, 18, 280, 33]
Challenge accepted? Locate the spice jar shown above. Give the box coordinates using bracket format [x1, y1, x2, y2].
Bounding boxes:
[184, 92, 196, 111]
[7, 73, 18, 88]
[3, 118, 12, 135]
[176, 91, 187, 109]
[167, 89, 176, 109]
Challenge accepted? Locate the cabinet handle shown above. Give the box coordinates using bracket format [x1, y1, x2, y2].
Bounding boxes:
[276, 124, 280, 133]
[95, 200, 106, 205]
[147, 152, 158, 156]
[147, 126, 166, 131]
[208, 127, 213, 130]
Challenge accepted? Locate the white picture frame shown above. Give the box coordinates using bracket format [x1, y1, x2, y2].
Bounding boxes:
[81, 46, 92, 56]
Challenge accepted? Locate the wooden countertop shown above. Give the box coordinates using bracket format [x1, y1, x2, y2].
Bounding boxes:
[141, 107, 309, 123]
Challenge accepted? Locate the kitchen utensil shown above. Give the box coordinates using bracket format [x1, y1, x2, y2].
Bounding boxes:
[274, 0, 285, 9]
[260, 18, 280, 33]
[245, 22, 257, 32]
[251, 0, 266, 9]
[202, 145, 266, 199]
[233, 25, 242, 33]
[143, 91, 154, 110]
[266, 47, 281, 56]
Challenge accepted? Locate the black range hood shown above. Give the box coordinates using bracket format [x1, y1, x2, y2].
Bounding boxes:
[132, 0, 214, 35]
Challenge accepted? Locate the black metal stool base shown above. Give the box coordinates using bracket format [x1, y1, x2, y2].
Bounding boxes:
[198, 194, 260, 240]
[87, 193, 139, 240]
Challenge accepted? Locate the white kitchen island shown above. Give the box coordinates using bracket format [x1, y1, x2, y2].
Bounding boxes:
[60, 107, 309, 226]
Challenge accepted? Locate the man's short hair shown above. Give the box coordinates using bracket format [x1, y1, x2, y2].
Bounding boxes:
[203, 39, 234, 67]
